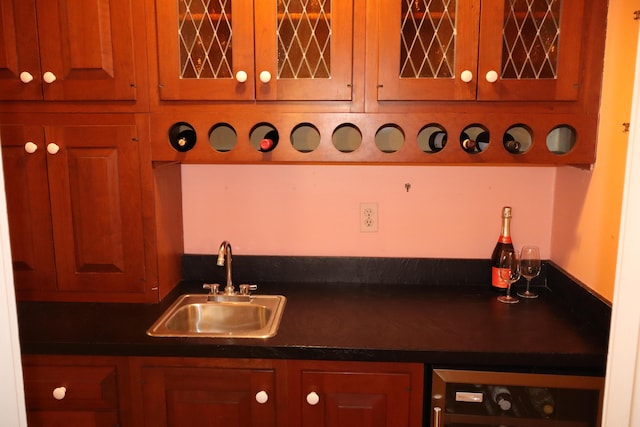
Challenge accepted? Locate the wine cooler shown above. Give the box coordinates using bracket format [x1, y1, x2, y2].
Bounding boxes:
[430, 369, 604, 427]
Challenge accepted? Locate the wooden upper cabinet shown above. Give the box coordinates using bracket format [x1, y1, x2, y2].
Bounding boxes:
[156, 0, 353, 101]
[376, 0, 585, 102]
[0, 0, 138, 101]
[0, 118, 147, 301]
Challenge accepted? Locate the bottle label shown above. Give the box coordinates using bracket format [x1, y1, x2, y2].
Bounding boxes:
[498, 236, 512, 244]
[492, 267, 509, 289]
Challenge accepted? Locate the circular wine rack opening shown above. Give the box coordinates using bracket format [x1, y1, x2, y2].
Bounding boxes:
[332, 123, 362, 153]
[291, 123, 321, 153]
[250, 123, 279, 152]
[460, 124, 489, 154]
[208, 123, 237, 152]
[417, 124, 447, 154]
[375, 124, 404, 153]
[168, 122, 197, 152]
[546, 125, 576, 155]
[504, 124, 533, 154]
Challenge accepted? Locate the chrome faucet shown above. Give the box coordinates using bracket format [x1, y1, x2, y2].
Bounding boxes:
[216, 241, 235, 295]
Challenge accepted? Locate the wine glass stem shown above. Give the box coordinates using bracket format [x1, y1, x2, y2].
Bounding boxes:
[505, 282, 512, 298]
[525, 278, 531, 292]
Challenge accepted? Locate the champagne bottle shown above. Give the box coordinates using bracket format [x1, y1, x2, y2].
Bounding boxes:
[491, 206, 515, 290]
[259, 129, 279, 152]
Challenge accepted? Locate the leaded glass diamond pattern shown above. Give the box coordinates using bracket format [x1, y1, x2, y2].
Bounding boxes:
[400, 0, 456, 79]
[502, 0, 561, 79]
[277, 0, 332, 79]
[178, 0, 232, 79]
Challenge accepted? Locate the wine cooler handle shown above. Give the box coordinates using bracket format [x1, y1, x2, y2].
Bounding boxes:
[433, 406, 442, 427]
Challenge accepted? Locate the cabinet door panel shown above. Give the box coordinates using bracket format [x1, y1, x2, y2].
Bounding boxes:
[156, 0, 256, 101]
[476, 0, 585, 101]
[141, 366, 276, 427]
[35, 0, 137, 101]
[0, 125, 56, 292]
[301, 371, 415, 427]
[0, 0, 42, 100]
[254, 0, 354, 101]
[45, 124, 145, 293]
[27, 410, 119, 427]
[377, 0, 479, 101]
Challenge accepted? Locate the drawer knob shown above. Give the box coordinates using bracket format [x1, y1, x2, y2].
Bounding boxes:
[485, 70, 499, 83]
[235, 70, 248, 83]
[43, 71, 57, 84]
[47, 143, 60, 155]
[306, 391, 320, 405]
[259, 70, 272, 83]
[20, 72, 34, 83]
[255, 390, 269, 404]
[52, 386, 66, 400]
[460, 70, 473, 83]
[24, 142, 38, 154]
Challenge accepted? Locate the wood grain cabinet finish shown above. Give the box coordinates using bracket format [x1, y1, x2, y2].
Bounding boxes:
[22, 355, 130, 427]
[0, 0, 139, 101]
[131, 357, 424, 427]
[375, 0, 586, 102]
[289, 360, 424, 427]
[154, 0, 354, 101]
[135, 358, 283, 427]
[0, 115, 150, 301]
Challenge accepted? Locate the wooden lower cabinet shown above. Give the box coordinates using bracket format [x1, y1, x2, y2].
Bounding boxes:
[22, 355, 132, 427]
[130, 357, 424, 427]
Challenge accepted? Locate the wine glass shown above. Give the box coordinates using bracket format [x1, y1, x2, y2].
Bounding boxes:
[518, 246, 541, 299]
[498, 251, 520, 304]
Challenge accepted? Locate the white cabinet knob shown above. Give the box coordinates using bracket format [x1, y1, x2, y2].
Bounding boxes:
[20, 72, 34, 83]
[43, 71, 57, 84]
[47, 143, 60, 155]
[485, 70, 499, 83]
[255, 390, 269, 404]
[235, 70, 248, 83]
[306, 391, 320, 406]
[52, 386, 66, 400]
[24, 142, 38, 153]
[259, 70, 272, 83]
[460, 70, 473, 83]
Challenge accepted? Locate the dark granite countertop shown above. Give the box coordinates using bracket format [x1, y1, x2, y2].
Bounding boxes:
[17, 276, 610, 374]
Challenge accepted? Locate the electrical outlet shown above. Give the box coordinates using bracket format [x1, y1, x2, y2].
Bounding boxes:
[360, 203, 378, 232]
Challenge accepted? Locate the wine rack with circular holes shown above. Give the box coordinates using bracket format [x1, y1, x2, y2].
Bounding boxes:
[151, 111, 598, 166]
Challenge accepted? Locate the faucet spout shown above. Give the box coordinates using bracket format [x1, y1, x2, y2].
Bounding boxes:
[217, 241, 234, 295]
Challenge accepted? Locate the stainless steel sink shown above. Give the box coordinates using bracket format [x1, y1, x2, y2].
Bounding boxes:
[147, 294, 286, 338]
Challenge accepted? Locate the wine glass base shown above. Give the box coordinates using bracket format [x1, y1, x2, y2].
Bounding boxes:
[497, 295, 519, 304]
[517, 290, 539, 299]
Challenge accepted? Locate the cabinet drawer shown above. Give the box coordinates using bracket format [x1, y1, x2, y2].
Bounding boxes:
[23, 364, 118, 411]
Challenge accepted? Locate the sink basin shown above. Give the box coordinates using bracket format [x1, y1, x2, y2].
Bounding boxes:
[147, 294, 286, 338]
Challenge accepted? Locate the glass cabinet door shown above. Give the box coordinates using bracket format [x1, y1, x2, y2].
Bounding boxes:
[477, 0, 584, 100]
[255, 0, 354, 101]
[377, 0, 480, 101]
[156, 0, 353, 101]
[156, 0, 255, 100]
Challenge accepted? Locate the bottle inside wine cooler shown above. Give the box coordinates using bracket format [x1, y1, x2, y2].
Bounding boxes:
[168, 122, 197, 152]
[490, 385, 513, 412]
[491, 206, 515, 290]
[527, 387, 555, 418]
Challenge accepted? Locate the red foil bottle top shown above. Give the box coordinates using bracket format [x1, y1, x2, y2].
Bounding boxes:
[260, 138, 275, 151]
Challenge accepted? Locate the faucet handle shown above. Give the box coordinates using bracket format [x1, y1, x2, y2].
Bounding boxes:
[203, 283, 220, 295]
[239, 284, 258, 295]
